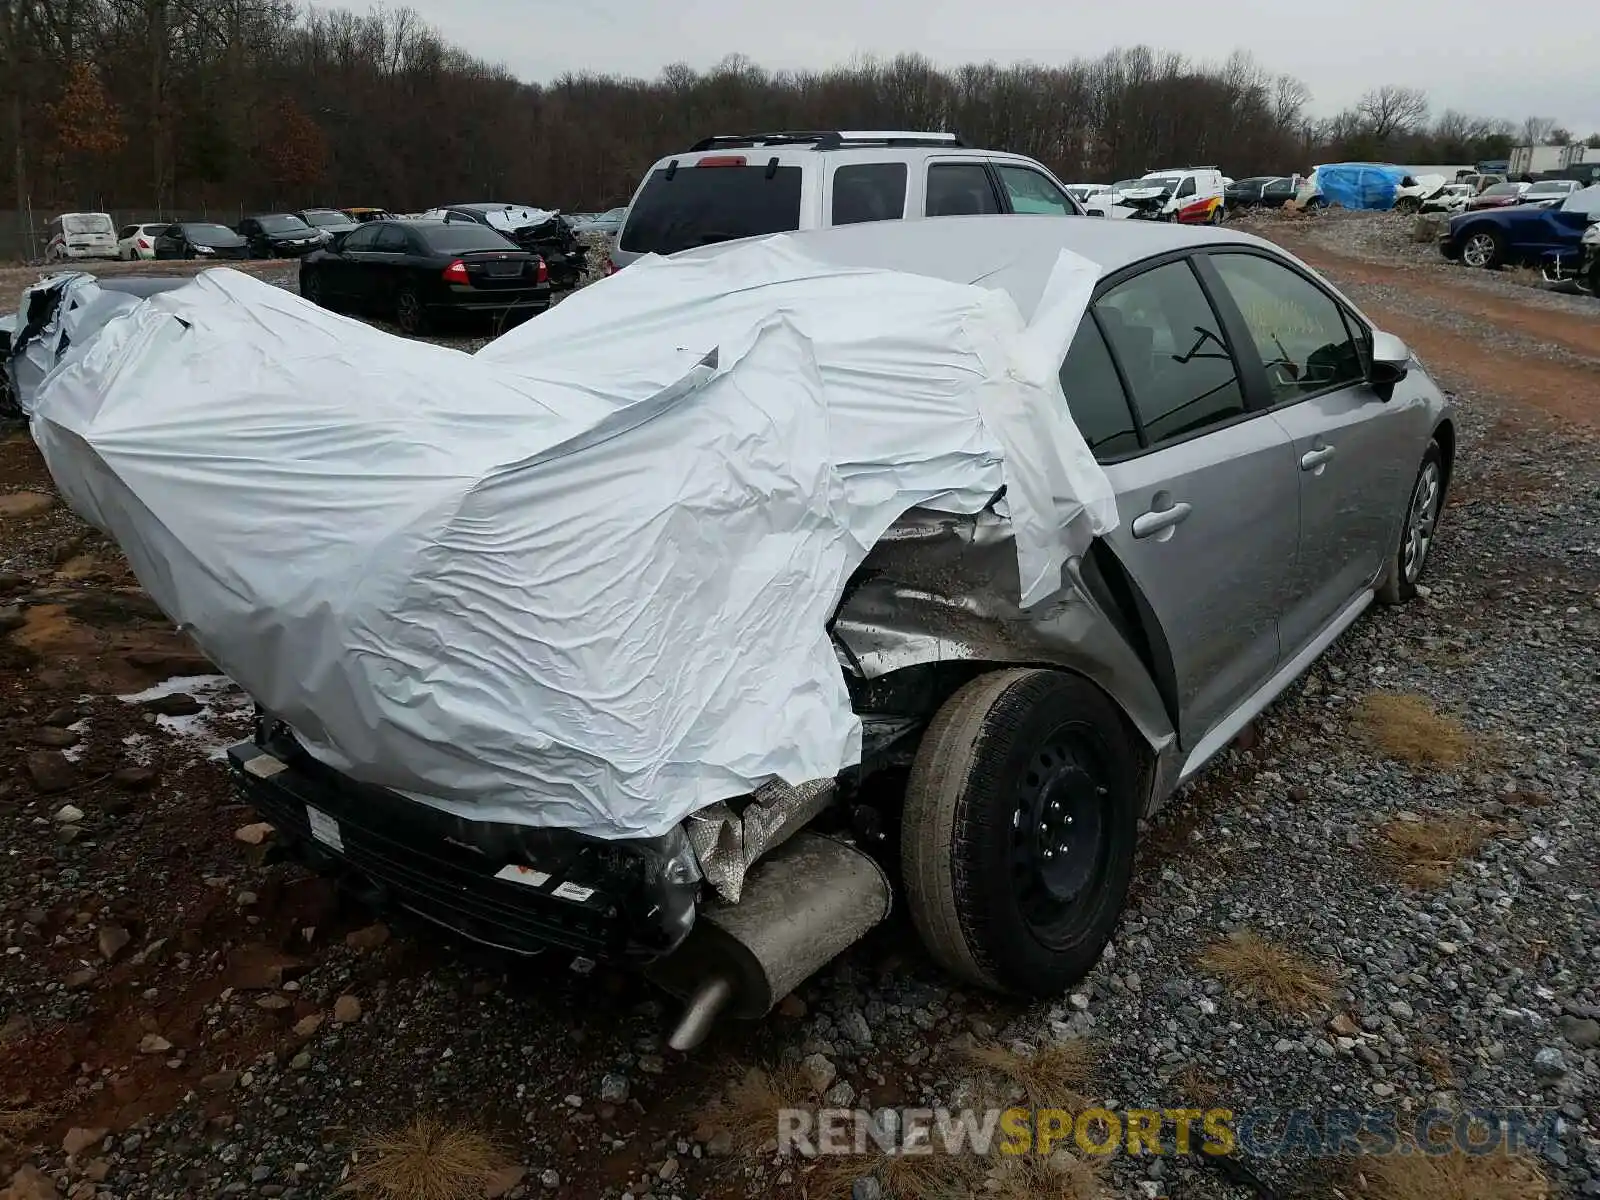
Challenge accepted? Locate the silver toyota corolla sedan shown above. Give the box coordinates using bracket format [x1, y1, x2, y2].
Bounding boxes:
[686, 215, 1456, 1002]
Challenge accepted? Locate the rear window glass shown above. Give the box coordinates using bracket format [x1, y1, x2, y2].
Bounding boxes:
[182, 224, 238, 241]
[832, 163, 907, 226]
[620, 164, 803, 255]
[420, 224, 518, 252]
[63, 214, 113, 235]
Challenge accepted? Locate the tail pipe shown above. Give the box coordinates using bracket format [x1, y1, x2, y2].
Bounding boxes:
[648, 832, 892, 1051]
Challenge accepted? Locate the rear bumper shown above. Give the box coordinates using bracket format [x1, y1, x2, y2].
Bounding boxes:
[433, 284, 552, 314]
[226, 729, 699, 962]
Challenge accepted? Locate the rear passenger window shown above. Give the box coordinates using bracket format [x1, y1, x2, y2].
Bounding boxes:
[1058, 318, 1141, 460]
[995, 166, 1075, 215]
[832, 163, 907, 225]
[1095, 261, 1245, 446]
[925, 163, 1001, 217]
[374, 226, 408, 252]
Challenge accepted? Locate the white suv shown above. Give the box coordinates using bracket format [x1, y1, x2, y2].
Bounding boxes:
[609, 131, 1085, 269]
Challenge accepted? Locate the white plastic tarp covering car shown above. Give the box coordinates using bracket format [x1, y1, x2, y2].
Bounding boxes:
[29, 238, 1115, 840]
[4, 273, 147, 416]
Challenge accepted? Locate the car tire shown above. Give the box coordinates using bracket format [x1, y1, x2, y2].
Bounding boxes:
[395, 287, 428, 336]
[901, 668, 1141, 997]
[1460, 228, 1504, 269]
[1209, 205, 1225, 225]
[1377, 439, 1445, 606]
[301, 270, 326, 308]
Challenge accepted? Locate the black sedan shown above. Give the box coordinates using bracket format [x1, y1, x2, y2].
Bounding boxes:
[298, 219, 551, 335]
[151, 222, 250, 260]
[1224, 175, 1296, 209]
[237, 213, 323, 258]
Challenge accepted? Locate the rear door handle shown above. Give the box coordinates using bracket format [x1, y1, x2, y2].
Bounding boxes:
[1131, 502, 1192, 539]
[1300, 445, 1336, 471]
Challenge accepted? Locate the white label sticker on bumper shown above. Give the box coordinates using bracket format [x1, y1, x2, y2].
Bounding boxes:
[493, 864, 551, 888]
[305, 805, 343, 852]
[551, 881, 594, 902]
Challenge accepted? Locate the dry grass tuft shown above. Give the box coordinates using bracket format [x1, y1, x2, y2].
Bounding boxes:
[992, 1149, 1109, 1200]
[1171, 1061, 1227, 1108]
[1415, 1040, 1455, 1086]
[1375, 814, 1495, 888]
[339, 1119, 503, 1200]
[702, 1062, 815, 1157]
[804, 1146, 987, 1200]
[967, 1039, 1098, 1109]
[1355, 1146, 1549, 1200]
[1197, 930, 1337, 1013]
[1353, 693, 1470, 768]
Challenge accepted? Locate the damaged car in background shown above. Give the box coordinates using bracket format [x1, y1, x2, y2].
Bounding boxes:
[421, 203, 587, 289]
[26, 216, 1455, 1051]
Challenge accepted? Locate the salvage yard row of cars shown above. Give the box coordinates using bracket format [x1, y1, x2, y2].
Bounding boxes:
[5, 130, 1469, 1052]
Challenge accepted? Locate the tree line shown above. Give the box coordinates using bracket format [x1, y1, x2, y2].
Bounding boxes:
[2, 0, 1595, 226]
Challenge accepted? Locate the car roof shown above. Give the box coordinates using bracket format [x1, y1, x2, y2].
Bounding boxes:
[676, 215, 1289, 321]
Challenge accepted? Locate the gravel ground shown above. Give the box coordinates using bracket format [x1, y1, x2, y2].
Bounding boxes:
[2, 231, 1599, 1200]
[1232, 206, 1600, 321]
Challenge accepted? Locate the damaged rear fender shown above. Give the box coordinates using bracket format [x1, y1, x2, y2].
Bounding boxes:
[832, 508, 1177, 810]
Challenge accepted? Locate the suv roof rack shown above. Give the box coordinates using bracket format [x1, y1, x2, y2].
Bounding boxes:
[688, 130, 963, 152]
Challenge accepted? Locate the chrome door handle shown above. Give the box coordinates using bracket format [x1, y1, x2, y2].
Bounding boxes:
[1300, 445, 1336, 471]
[1131, 502, 1192, 539]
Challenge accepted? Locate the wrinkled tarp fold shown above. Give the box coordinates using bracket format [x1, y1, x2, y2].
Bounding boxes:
[31, 238, 1113, 839]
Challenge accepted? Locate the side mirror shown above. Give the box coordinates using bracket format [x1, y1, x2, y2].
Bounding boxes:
[1369, 330, 1411, 389]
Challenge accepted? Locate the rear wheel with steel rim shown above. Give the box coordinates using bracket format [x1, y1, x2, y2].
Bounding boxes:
[1461, 230, 1503, 269]
[902, 668, 1141, 995]
[395, 287, 428, 336]
[1378, 439, 1446, 605]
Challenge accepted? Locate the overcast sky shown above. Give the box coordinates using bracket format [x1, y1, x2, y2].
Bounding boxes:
[397, 0, 1599, 136]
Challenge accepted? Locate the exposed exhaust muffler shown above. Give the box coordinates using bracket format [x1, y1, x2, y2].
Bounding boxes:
[648, 831, 892, 1051]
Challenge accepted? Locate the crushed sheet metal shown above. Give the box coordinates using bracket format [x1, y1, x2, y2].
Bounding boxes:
[32, 241, 1113, 841]
[686, 778, 837, 904]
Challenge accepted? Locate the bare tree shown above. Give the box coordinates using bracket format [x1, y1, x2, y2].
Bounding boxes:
[1519, 116, 1556, 147]
[1356, 85, 1429, 140]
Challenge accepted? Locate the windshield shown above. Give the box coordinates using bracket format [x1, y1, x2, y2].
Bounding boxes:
[1110, 179, 1142, 192]
[258, 215, 310, 233]
[63, 213, 113, 235]
[302, 211, 352, 227]
[1561, 186, 1600, 216]
[1525, 181, 1571, 195]
[1139, 176, 1181, 191]
[1480, 183, 1522, 197]
[183, 224, 239, 242]
[420, 224, 519, 252]
[620, 164, 802, 256]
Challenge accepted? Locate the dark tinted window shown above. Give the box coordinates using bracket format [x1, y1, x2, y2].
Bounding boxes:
[995, 165, 1075, 215]
[831, 163, 907, 225]
[374, 225, 409, 252]
[257, 215, 309, 233]
[619, 164, 803, 255]
[1058, 317, 1141, 460]
[341, 225, 380, 251]
[182, 224, 238, 242]
[1096, 261, 1245, 445]
[420, 224, 519, 252]
[925, 163, 1001, 216]
[1209, 253, 1364, 404]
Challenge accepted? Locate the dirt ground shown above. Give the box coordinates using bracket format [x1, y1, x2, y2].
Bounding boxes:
[1, 229, 1597, 1200]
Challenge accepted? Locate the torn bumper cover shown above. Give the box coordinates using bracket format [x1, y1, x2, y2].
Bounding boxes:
[31, 240, 1117, 876]
[229, 720, 701, 959]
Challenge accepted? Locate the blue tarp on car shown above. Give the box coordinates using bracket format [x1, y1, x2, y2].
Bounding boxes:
[1311, 163, 1409, 210]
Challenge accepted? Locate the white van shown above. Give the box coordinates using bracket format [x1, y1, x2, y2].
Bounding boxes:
[1088, 168, 1222, 224]
[1103, 167, 1227, 224]
[46, 212, 118, 261]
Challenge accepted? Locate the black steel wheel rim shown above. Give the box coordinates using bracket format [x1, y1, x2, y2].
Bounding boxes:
[1009, 727, 1112, 947]
[397, 292, 420, 332]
